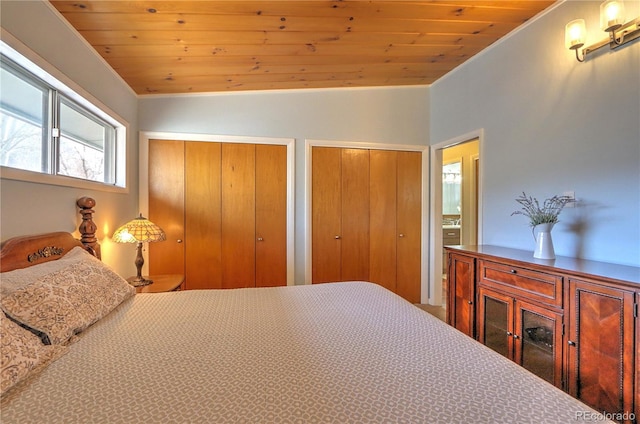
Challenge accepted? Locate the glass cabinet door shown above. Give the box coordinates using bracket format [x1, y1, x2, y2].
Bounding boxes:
[478, 288, 513, 359]
[514, 300, 563, 388]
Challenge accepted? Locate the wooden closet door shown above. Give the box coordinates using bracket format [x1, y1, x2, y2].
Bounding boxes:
[312, 147, 342, 283]
[185, 141, 222, 289]
[341, 149, 370, 281]
[148, 139, 185, 276]
[255, 144, 287, 287]
[369, 150, 397, 292]
[221, 143, 255, 288]
[396, 151, 421, 303]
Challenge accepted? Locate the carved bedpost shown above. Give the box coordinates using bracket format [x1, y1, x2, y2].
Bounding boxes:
[77, 197, 101, 259]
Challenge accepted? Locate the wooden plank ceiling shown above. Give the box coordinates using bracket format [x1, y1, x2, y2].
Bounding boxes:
[49, 1, 555, 95]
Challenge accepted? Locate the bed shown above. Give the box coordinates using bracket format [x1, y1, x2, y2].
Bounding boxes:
[0, 199, 610, 423]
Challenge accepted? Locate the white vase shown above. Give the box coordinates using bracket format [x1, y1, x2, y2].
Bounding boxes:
[533, 223, 555, 259]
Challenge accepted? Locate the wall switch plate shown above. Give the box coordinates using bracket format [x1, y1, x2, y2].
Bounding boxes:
[563, 191, 576, 207]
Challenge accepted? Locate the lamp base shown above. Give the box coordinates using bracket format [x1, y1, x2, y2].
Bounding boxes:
[129, 242, 153, 287]
[127, 276, 154, 287]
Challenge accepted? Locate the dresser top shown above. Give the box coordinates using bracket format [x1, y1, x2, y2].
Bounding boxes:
[446, 245, 640, 287]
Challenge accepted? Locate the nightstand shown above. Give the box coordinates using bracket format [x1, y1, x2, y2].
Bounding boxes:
[131, 274, 185, 293]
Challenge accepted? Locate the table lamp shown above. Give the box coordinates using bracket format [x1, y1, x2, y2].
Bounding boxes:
[112, 214, 166, 286]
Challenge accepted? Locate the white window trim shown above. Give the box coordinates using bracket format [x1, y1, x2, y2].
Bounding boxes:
[0, 29, 129, 193]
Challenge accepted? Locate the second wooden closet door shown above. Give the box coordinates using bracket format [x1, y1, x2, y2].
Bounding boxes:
[221, 143, 256, 288]
[255, 144, 287, 287]
[370, 150, 421, 303]
[312, 148, 370, 284]
[185, 141, 222, 289]
[311, 146, 421, 303]
[395, 151, 422, 302]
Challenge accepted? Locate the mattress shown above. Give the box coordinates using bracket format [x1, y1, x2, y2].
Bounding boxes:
[1, 282, 607, 423]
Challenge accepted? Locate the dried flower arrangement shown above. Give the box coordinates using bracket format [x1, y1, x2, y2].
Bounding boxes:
[511, 192, 572, 228]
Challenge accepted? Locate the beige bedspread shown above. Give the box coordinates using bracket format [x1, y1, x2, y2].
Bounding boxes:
[1, 282, 607, 423]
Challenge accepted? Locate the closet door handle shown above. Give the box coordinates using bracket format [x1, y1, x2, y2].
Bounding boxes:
[257, 237, 264, 242]
[335, 235, 341, 239]
[177, 239, 183, 243]
[399, 233, 405, 238]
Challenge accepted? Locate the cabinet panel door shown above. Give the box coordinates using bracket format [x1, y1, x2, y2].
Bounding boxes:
[221, 143, 256, 288]
[312, 147, 342, 283]
[369, 150, 397, 292]
[149, 139, 185, 276]
[341, 148, 370, 281]
[636, 299, 640, 423]
[396, 151, 422, 303]
[478, 288, 513, 359]
[514, 300, 563, 388]
[185, 141, 222, 289]
[567, 279, 635, 417]
[447, 252, 475, 337]
[255, 144, 287, 287]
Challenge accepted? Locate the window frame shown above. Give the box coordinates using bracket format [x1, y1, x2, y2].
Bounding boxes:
[0, 36, 128, 193]
[0, 57, 51, 174]
[57, 95, 117, 184]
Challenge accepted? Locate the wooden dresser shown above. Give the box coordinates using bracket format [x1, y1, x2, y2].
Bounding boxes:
[445, 245, 639, 423]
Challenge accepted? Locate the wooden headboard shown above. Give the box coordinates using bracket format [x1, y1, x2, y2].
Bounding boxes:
[0, 197, 100, 272]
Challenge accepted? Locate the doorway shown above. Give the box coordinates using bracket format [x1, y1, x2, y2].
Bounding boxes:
[442, 140, 479, 304]
[429, 132, 482, 309]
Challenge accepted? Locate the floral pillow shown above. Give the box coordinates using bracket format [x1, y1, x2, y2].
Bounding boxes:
[0, 312, 66, 396]
[1, 246, 95, 297]
[0, 249, 135, 345]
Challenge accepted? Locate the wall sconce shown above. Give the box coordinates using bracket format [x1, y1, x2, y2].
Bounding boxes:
[566, 0, 640, 62]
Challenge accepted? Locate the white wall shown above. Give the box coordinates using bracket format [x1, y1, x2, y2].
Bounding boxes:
[431, 1, 640, 267]
[0, 1, 139, 275]
[138, 87, 430, 283]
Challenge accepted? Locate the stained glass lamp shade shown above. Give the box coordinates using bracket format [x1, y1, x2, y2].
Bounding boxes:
[112, 214, 166, 286]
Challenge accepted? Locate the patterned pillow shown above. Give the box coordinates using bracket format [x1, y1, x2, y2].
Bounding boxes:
[0, 312, 66, 396]
[0, 253, 135, 345]
[1, 247, 95, 297]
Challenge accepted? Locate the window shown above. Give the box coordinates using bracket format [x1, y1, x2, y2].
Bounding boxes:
[58, 98, 114, 182]
[0, 62, 48, 174]
[0, 42, 126, 189]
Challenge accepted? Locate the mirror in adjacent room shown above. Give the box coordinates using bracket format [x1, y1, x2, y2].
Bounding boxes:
[442, 161, 462, 221]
